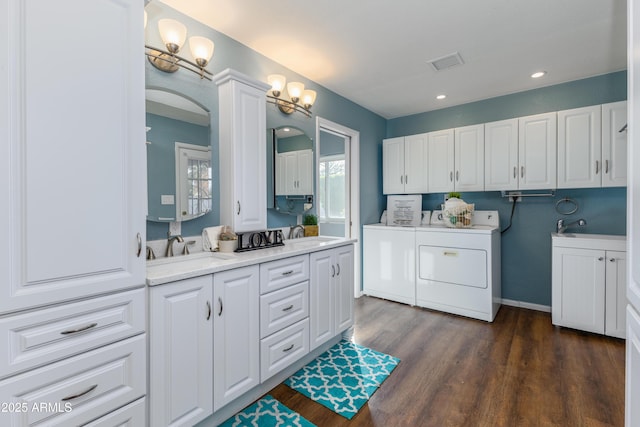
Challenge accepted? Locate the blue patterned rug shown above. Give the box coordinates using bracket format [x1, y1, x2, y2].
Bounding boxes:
[284, 340, 400, 419]
[219, 395, 315, 427]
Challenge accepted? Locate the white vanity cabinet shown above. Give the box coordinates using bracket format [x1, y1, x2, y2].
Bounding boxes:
[309, 245, 354, 350]
[382, 133, 429, 194]
[276, 149, 314, 195]
[551, 234, 626, 338]
[214, 69, 271, 233]
[149, 276, 213, 427]
[213, 265, 260, 411]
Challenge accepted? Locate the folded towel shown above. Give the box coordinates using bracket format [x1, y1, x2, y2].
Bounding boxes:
[202, 226, 224, 251]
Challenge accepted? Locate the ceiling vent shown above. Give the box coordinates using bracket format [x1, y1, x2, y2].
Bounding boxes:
[427, 52, 464, 71]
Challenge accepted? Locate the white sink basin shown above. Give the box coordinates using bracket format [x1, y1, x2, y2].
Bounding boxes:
[147, 251, 235, 267]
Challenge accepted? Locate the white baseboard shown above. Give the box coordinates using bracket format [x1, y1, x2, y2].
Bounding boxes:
[501, 298, 551, 313]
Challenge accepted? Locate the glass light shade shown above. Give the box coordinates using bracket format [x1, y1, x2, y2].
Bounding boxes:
[158, 19, 187, 52]
[287, 82, 305, 101]
[267, 74, 286, 93]
[189, 36, 215, 65]
[301, 89, 317, 107]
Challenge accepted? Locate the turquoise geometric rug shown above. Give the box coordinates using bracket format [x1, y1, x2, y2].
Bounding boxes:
[219, 395, 315, 427]
[284, 340, 400, 419]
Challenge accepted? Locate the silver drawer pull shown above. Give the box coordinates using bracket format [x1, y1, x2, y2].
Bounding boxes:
[282, 305, 294, 312]
[206, 301, 212, 320]
[60, 323, 98, 335]
[61, 384, 98, 401]
[218, 297, 223, 316]
[443, 251, 458, 257]
[281, 270, 294, 276]
[282, 344, 294, 352]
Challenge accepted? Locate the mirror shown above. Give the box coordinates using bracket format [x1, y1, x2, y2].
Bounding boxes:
[270, 126, 314, 215]
[146, 89, 212, 222]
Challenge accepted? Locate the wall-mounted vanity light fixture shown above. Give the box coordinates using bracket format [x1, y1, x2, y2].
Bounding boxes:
[145, 16, 214, 81]
[266, 74, 317, 117]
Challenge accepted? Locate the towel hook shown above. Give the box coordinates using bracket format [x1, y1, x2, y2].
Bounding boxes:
[555, 197, 578, 215]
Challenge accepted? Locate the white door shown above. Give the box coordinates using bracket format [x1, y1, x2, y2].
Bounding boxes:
[213, 265, 259, 411]
[518, 112, 557, 189]
[427, 129, 455, 193]
[557, 105, 602, 189]
[404, 133, 429, 193]
[602, 101, 628, 187]
[382, 137, 405, 194]
[334, 245, 354, 333]
[149, 276, 213, 427]
[605, 251, 627, 339]
[484, 119, 519, 191]
[551, 247, 606, 334]
[454, 124, 485, 191]
[0, 0, 146, 314]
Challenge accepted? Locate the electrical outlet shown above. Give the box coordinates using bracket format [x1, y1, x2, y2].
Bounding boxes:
[508, 192, 522, 202]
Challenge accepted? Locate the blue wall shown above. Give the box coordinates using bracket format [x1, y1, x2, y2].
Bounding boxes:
[387, 72, 627, 306]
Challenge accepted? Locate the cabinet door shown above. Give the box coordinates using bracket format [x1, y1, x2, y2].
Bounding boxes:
[334, 245, 354, 334]
[552, 247, 606, 334]
[484, 119, 518, 191]
[297, 149, 314, 195]
[283, 151, 298, 195]
[275, 153, 286, 195]
[309, 250, 335, 350]
[213, 265, 259, 411]
[382, 137, 405, 194]
[149, 277, 213, 427]
[627, 306, 640, 426]
[602, 101, 628, 187]
[605, 251, 627, 339]
[0, 0, 145, 314]
[557, 105, 602, 188]
[454, 124, 485, 191]
[404, 133, 429, 193]
[427, 129, 455, 193]
[518, 112, 557, 189]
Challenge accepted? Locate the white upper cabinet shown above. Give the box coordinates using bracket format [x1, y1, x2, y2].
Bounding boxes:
[557, 105, 602, 188]
[0, 0, 146, 314]
[382, 134, 428, 194]
[276, 149, 313, 195]
[518, 112, 557, 189]
[427, 129, 455, 193]
[214, 69, 270, 233]
[484, 119, 519, 191]
[601, 101, 628, 187]
[454, 124, 485, 191]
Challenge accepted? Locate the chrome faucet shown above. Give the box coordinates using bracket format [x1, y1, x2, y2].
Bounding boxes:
[166, 234, 184, 257]
[556, 218, 587, 234]
[289, 224, 305, 239]
[146, 246, 156, 260]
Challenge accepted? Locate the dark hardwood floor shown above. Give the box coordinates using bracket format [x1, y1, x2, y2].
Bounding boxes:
[269, 296, 626, 427]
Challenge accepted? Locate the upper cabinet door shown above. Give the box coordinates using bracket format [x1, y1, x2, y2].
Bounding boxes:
[403, 133, 429, 194]
[0, 0, 146, 314]
[602, 101, 628, 188]
[484, 119, 519, 191]
[557, 105, 602, 189]
[454, 124, 484, 191]
[518, 112, 557, 190]
[382, 137, 405, 194]
[427, 129, 455, 193]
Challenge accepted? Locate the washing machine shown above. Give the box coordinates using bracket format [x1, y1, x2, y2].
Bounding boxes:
[415, 210, 501, 322]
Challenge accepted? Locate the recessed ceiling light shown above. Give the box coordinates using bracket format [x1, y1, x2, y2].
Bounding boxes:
[531, 71, 546, 79]
[436, 94, 446, 100]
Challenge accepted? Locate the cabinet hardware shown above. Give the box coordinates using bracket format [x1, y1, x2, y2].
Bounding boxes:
[400, 175, 403, 184]
[610, 258, 616, 262]
[282, 344, 294, 352]
[136, 233, 142, 257]
[598, 257, 604, 261]
[605, 160, 609, 174]
[405, 175, 408, 184]
[456, 171, 459, 181]
[619, 123, 628, 133]
[218, 297, 223, 316]
[282, 304, 294, 312]
[513, 167, 517, 179]
[206, 301, 212, 320]
[443, 251, 458, 257]
[521, 166, 524, 178]
[449, 171, 453, 182]
[331, 265, 335, 277]
[595, 160, 599, 174]
[336, 263, 341, 276]
[237, 201, 241, 215]
[60, 322, 98, 335]
[281, 270, 294, 276]
[61, 384, 98, 401]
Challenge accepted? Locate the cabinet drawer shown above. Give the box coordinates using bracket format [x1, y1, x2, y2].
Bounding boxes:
[0, 335, 146, 427]
[260, 281, 309, 338]
[83, 397, 145, 427]
[260, 255, 309, 294]
[260, 318, 309, 382]
[0, 288, 145, 379]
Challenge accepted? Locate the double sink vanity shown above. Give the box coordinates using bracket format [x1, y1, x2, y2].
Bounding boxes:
[146, 236, 355, 426]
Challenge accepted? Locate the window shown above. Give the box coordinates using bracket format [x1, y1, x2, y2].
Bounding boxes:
[176, 143, 212, 221]
[318, 155, 345, 221]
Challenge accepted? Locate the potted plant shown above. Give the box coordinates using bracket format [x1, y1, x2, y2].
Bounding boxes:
[218, 226, 238, 252]
[303, 214, 319, 237]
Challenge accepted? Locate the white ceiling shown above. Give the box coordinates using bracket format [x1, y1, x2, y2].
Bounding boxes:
[158, 0, 627, 119]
